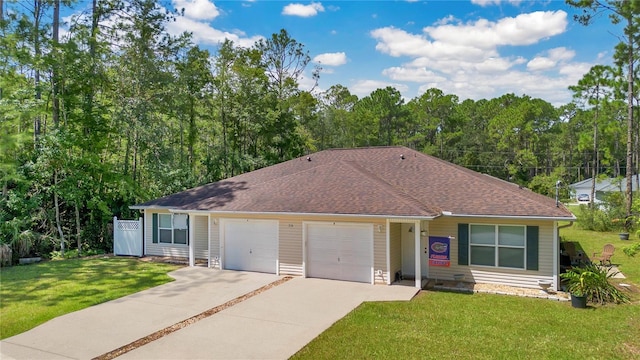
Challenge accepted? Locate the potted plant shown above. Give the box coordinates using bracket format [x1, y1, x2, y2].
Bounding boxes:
[561, 267, 591, 308]
[560, 263, 630, 308]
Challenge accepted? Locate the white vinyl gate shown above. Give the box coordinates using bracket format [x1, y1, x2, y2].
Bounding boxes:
[113, 217, 143, 257]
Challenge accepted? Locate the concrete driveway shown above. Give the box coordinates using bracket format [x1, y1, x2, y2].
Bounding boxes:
[1, 267, 418, 359]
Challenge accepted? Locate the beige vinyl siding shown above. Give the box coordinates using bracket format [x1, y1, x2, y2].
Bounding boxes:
[303, 219, 381, 284]
[278, 218, 303, 276]
[372, 220, 386, 285]
[193, 215, 208, 260]
[209, 217, 220, 269]
[427, 217, 554, 288]
[388, 223, 402, 285]
[144, 210, 189, 258]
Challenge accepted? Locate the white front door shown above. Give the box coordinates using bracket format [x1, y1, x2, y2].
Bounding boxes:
[306, 222, 372, 283]
[401, 224, 429, 278]
[223, 219, 278, 274]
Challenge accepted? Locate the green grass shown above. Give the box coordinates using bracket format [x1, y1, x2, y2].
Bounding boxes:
[0, 257, 181, 339]
[560, 224, 640, 285]
[293, 291, 640, 359]
[294, 224, 640, 359]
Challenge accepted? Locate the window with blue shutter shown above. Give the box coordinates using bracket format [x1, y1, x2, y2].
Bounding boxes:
[152, 213, 158, 243]
[526, 226, 539, 270]
[152, 213, 189, 245]
[458, 223, 469, 265]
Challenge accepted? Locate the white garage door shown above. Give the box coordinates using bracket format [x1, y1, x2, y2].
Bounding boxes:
[306, 223, 372, 283]
[224, 219, 278, 274]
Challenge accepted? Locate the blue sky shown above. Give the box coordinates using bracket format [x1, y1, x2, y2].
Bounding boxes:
[75, 0, 620, 106]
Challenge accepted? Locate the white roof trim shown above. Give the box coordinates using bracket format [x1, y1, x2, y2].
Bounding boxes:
[157, 209, 438, 220]
[133, 207, 573, 221]
[129, 205, 173, 210]
[442, 213, 576, 221]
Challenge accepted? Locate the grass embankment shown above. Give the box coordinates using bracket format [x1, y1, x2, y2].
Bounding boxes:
[294, 226, 640, 359]
[0, 257, 180, 339]
[560, 223, 640, 283]
[293, 291, 640, 359]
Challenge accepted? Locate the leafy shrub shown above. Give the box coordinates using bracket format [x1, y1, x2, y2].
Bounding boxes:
[576, 204, 614, 232]
[623, 243, 640, 257]
[50, 248, 105, 260]
[560, 263, 630, 305]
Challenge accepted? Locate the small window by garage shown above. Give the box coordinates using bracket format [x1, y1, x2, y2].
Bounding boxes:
[153, 213, 189, 245]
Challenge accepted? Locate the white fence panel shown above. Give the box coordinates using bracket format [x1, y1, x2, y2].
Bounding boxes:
[114, 217, 143, 257]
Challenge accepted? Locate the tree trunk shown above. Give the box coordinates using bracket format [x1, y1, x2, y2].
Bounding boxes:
[52, 0, 60, 126]
[33, 0, 42, 144]
[75, 202, 81, 256]
[54, 171, 66, 254]
[0, 0, 4, 101]
[591, 102, 599, 208]
[189, 98, 195, 170]
[625, 14, 634, 228]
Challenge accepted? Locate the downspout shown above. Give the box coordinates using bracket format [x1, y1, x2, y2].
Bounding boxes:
[555, 221, 573, 291]
[558, 222, 573, 231]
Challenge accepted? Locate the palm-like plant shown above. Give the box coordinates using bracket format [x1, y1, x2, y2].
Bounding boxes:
[560, 263, 630, 305]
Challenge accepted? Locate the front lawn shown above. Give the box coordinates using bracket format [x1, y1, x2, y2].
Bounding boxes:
[293, 291, 640, 359]
[560, 224, 640, 284]
[0, 257, 180, 339]
[293, 226, 640, 359]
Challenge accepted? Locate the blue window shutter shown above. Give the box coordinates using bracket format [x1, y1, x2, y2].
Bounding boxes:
[152, 213, 158, 243]
[526, 226, 539, 271]
[186, 215, 189, 246]
[458, 223, 469, 266]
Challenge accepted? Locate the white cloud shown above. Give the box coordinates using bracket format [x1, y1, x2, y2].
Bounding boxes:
[471, 0, 522, 6]
[424, 11, 567, 49]
[548, 47, 576, 61]
[282, 2, 325, 17]
[368, 10, 594, 105]
[527, 47, 575, 71]
[527, 57, 556, 71]
[173, 0, 220, 21]
[166, 16, 262, 48]
[382, 67, 446, 83]
[351, 80, 409, 98]
[313, 52, 347, 66]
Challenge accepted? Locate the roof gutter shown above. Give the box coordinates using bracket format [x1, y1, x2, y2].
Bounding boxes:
[163, 209, 438, 220]
[130, 207, 574, 222]
[557, 221, 574, 230]
[440, 212, 576, 221]
[129, 205, 173, 210]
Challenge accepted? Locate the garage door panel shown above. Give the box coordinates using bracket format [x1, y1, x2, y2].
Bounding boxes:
[224, 244, 248, 271]
[339, 250, 370, 266]
[306, 223, 372, 283]
[224, 220, 277, 274]
[339, 264, 371, 283]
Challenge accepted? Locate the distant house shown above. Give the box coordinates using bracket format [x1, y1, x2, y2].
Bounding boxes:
[131, 146, 575, 291]
[569, 175, 639, 202]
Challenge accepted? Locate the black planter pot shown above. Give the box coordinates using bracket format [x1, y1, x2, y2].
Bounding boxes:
[619, 233, 630, 240]
[571, 294, 587, 308]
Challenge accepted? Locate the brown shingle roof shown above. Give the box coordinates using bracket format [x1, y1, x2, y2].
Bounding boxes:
[133, 146, 575, 219]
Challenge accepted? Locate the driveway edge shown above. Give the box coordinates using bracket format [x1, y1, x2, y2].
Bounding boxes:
[93, 276, 293, 360]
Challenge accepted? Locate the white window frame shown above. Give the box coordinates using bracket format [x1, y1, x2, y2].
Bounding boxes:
[157, 213, 188, 246]
[469, 224, 526, 270]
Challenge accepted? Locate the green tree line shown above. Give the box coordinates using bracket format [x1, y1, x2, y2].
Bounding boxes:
[1, 0, 638, 260]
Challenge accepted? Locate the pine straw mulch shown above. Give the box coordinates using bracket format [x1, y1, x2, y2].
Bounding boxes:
[92, 276, 293, 360]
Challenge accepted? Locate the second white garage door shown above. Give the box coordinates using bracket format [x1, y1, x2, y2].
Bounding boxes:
[223, 219, 278, 274]
[306, 222, 373, 283]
